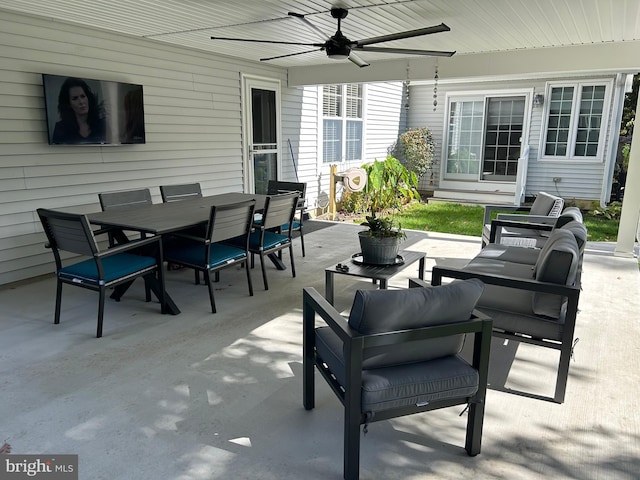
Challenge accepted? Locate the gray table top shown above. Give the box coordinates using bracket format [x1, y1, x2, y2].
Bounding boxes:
[326, 250, 426, 281]
[87, 192, 267, 235]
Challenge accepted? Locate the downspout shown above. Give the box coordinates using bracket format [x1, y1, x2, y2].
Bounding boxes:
[614, 85, 640, 257]
[601, 74, 630, 207]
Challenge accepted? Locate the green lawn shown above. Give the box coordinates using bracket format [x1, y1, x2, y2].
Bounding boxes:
[394, 201, 619, 242]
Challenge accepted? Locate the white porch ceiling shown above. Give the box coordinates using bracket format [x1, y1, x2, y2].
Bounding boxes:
[2, 0, 640, 71]
[1, 0, 638, 247]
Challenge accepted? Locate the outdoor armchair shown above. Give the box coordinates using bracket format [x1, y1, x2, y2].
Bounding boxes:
[303, 279, 492, 480]
[485, 206, 585, 249]
[164, 199, 256, 313]
[482, 191, 564, 247]
[37, 208, 165, 338]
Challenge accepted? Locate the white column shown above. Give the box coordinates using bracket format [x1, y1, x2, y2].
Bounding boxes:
[614, 92, 640, 257]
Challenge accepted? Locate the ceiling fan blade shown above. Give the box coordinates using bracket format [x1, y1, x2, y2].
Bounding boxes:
[348, 52, 370, 68]
[288, 11, 328, 41]
[356, 23, 451, 46]
[355, 45, 455, 57]
[260, 49, 322, 62]
[211, 36, 322, 47]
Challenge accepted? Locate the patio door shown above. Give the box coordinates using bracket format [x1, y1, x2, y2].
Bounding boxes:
[444, 95, 526, 182]
[242, 75, 281, 194]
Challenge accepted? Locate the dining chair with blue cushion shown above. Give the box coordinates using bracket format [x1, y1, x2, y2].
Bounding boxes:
[159, 182, 205, 283]
[37, 208, 165, 338]
[236, 192, 299, 291]
[164, 199, 256, 313]
[267, 180, 307, 257]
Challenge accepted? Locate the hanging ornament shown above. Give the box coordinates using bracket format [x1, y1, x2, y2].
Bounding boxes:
[433, 64, 439, 112]
[404, 63, 411, 111]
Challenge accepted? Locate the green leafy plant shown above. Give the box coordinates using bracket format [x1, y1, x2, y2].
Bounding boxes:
[359, 155, 420, 238]
[622, 143, 631, 171]
[360, 214, 406, 239]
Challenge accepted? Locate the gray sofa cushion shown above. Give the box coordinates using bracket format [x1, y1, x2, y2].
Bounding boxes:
[532, 229, 579, 317]
[475, 243, 541, 265]
[558, 220, 587, 252]
[349, 279, 484, 334]
[315, 327, 479, 413]
[346, 279, 484, 368]
[467, 228, 579, 324]
[530, 192, 564, 216]
[556, 207, 583, 227]
[360, 357, 478, 412]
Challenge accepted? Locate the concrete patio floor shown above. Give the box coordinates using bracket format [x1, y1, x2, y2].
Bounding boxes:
[1, 221, 639, 480]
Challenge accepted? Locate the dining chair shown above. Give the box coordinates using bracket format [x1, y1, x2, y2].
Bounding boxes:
[240, 192, 299, 291]
[164, 200, 256, 313]
[267, 180, 307, 257]
[160, 183, 202, 203]
[37, 208, 165, 338]
[159, 183, 205, 282]
[98, 188, 153, 245]
[98, 188, 154, 299]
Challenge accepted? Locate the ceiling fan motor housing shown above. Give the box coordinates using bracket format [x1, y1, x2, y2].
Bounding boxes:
[326, 30, 351, 59]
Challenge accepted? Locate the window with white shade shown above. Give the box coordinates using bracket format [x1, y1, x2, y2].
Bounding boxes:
[542, 81, 610, 161]
[322, 84, 364, 163]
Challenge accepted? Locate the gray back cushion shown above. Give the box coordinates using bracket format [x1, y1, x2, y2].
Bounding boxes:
[556, 207, 583, 227]
[559, 220, 588, 252]
[532, 229, 580, 317]
[348, 279, 484, 368]
[530, 192, 564, 216]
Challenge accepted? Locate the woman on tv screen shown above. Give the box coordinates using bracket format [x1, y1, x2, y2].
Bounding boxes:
[52, 77, 107, 144]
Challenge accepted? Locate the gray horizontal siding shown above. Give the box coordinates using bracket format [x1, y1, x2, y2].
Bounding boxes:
[0, 11, 295, 285]
[408, 76, 617, 199]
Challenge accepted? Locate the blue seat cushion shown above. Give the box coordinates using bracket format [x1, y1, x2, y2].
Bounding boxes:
[281, 221, 301, 231]
[315, 326, 479, 413]
[59, 253, 156, 286]
[166, 242, 246, 269]
[248, 230, 289, 251]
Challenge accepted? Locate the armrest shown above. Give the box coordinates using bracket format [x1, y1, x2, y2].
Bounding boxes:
[483, 204, 531, 224]
[496, 213, 559, 224]
[431, 265, 580, 298]
[302, 287, 356, 343]
[488, 219, 554, 244]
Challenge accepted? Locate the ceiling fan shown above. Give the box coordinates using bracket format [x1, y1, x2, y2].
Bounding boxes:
[210, 7, 455, 68]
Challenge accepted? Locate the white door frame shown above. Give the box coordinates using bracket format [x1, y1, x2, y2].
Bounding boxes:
[241, 74, 282, 193]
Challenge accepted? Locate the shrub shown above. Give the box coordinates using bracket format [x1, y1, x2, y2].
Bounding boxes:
[390, 126, 436, 178]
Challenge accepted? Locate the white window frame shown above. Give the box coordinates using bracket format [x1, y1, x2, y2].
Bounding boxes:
[318, 83, 366, 166]
[441, 89, 532, 183]
[539, 79, 613, 163]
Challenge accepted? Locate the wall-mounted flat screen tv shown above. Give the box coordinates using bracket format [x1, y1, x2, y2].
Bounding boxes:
[42, 74, 146, 145]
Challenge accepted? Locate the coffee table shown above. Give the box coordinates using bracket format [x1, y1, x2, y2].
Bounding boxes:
[324, 250, 426, 305]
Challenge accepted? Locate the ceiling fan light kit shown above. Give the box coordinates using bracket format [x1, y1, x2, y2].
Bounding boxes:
[210, 6, 455, 67]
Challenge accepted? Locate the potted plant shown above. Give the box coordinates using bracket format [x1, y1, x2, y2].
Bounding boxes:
[358, 155, 419, 265]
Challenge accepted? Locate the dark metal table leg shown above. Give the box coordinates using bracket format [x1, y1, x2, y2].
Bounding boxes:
[325, 270, 334, 305]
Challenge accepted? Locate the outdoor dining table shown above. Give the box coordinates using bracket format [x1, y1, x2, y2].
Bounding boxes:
[87, 192, 268, 315]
